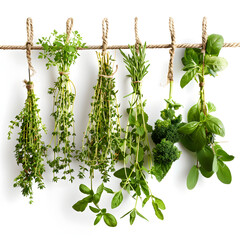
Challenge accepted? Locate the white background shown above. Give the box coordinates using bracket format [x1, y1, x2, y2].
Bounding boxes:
[0, 0, 239, 239]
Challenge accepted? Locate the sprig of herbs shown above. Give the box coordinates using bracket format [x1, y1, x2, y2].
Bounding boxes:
[73, 52, 123, 227]
[151, 78, 182, 181]
[179, 34, 234, 189]
[8, 81, 47, 203]
[112, 43, 166, 225]
[37, 30, 86, 182]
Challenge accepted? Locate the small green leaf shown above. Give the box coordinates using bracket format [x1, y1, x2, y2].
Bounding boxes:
[120, 210, 132, 219]
[93, 193, 101, 204]
[140, 181, 149, 196]
[206, 34, 224, 56]
[187, 165, 199, 190]
[114, 168, 134, 179]
[136, 210, 149, 221]
[216, 161, 232, 184]
[216, 149, 234, 162]
[130, 209, 136, 225]
[72, 196, 91, 212]
[138, 147, 144, 162]
[89, 206, 100, 213]
[129, 112, 136, 125]
[178, 121, 199, 134]
[200, 167, 214, 178]
[79, 184, 91, 194]
[207, 102, 216, 113]
[136, 126, 145, 136]
[103, 187, 114, 194]
[111, 191, 123, 209]
[152, 202, 164, 220]
[197, 146, 214, 172]
[94, 214, 102, 225]
[103, 213, 117, 227]
[187, 104, 200, 122]
[154, 197, 166, 210]
[97, 183, 104, 195]
[212, 155, 218, 172]
[180, 68, 197, 88]
[205, 115, 225, 137]
[142, 196, 150, 207]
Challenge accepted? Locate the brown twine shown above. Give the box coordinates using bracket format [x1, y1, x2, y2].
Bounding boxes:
[26, 17, 35, 77]
[24, 79, 34, 90]
[99, 65, 118, 78]
[59, 71, 70, 75]
[102, 18, 109, 55]
[199, 81, 205, 87]
[134, 17, 142, 54]
[167, 17, 176, 83]
[66, 18, 73, 43]
[201, 16, 207, 54]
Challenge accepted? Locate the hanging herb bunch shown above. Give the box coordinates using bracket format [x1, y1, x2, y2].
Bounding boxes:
[179, 28, 234, 189]
[8, 18, 47, 203]
[151, 17, 182, 182]
[112, 42, 166, 225]
[37, 18, 86, 182]
[73, 19, 122, 227]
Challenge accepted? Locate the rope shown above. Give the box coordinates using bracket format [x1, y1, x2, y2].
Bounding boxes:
[24, 79, 34, 90]
[102, 18, 109, 55]
[201, 16, 207, 54]
[66, 18, 73, 43]
[167, 17, 176, 83]
[26, 17, 35, 77]
[134, 17, 142, 54]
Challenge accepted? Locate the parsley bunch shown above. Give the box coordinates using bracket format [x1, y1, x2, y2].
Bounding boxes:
[37, 30, 86, 182]
[8, 81, 47, 203]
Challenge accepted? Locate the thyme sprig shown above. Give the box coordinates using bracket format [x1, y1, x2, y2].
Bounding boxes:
[8, 81, 47, 203]
[37, 30, 86, 182]
[112, 43, 166, 225]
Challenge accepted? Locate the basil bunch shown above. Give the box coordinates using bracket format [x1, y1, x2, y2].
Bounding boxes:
[179, 34, 234, 189]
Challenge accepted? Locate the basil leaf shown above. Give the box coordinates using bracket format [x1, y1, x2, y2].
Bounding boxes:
[130, 209, 136, 225]
[103, 213, 117, 227]
[89, 206, 100, 213]
[114, 168, 134, 179]
[200, 166, 214, 178]
[216, 149, 234, 162]
[206, 34, 224, 56]
[205, 114, 225, 137]
[103, 187, 114, 194]
[154, 197, 166, 210]
[152, 201, 164, 220]
[111, 191, 123, 209]
[187, 165, 199, 190]
[94, 214, 102, 225]
[207, 102, 216, 113]
[72, 196, 92, 212]
[197, 146, 214, 172]
[183, 48, 201, 65]
[216, 160, 232, 184]
[187, 104, 200, 122]
[79, 184, 91, 194]
[178, 121, 199, 134]
[180, 68, 197, 88]
[205, 55, 228, 73]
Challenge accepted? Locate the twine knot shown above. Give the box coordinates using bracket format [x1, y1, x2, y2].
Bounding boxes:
[134, 17, 142, 54]
[102, 18, 109, 55]
[24, 80, 34, 91]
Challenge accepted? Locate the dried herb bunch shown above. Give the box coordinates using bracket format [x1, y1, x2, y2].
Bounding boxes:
[8, 80, 47, 203]
[37, 29, 86, 182]
[73, 52, 122, 227]
[111, 43, 166, 225]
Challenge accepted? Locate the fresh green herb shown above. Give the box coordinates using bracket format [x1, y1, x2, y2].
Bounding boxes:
[179, 34, 234, 189]
[151, 79, 182, 181]
[73, 52, 122, 227]
[113, 43, 165, 225]
[8, 81, 47, 203]
[37, 30, 86, 182]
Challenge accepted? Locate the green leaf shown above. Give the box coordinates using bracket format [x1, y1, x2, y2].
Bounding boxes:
[140, 181, 149, 196]
[111, 191, 123, 209]
[103, 187, 114, 194]
[206, 34, 224, 56]
[129, 111, 136, 125]
[120, 210, 132, 219]
[130, 209, 136, 225]
[93, 193, 101, 204]
[200, 167, 214, 178]
[103, 213, 117, 227]
[72, 196, 92, 212]
[180, 68, 197, 88]
[205, 115, 225, 137]
[154, 197, 166, 210]
[97, 183, 104, 195]
[216, 149, 234, 162]
[216, 161, 232, 184]
[138, 147, 144, 162]
[114, 168, 134, 179]
[212, 155, 218, 172]
[207, 102, 216, 113]
[136, 210, 149, 221]
[187, 104, 200, 122]
[187, 165, 199, 190]
[94, 214, 102, 225]
[197, 146, 214, 172]
[205, 55, 228, 73]
[142, 196, 150, 207]
[182, 48, 201, 66]
[151, 162, 172, 182]
[89, 206, 100, 213]
[152, 202, 164, 220]
[136, 126, 145, 136]
[79, 184, 91, 194]
[178, 121, 199, 134]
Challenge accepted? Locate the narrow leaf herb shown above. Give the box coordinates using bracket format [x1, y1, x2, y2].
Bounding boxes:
[180, 34, 234, 189]
[37, 30, 86, 182]
[8, 80, 47, 203]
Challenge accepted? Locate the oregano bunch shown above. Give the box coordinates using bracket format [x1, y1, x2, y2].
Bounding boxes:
[111, 43, 166, 225]
[8, 80, 47, 203]
[179, 34, 234, 189]
[37, 29, 86, 182]
[73, 52, 122, 227]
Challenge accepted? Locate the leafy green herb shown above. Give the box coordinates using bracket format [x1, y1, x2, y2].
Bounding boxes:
[113, 43, 165, 224]
[8, 81, 47, 203]
[73, 51, 122, 227]
[37, 30, 86, 182]
[180, 34, 234, 189]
